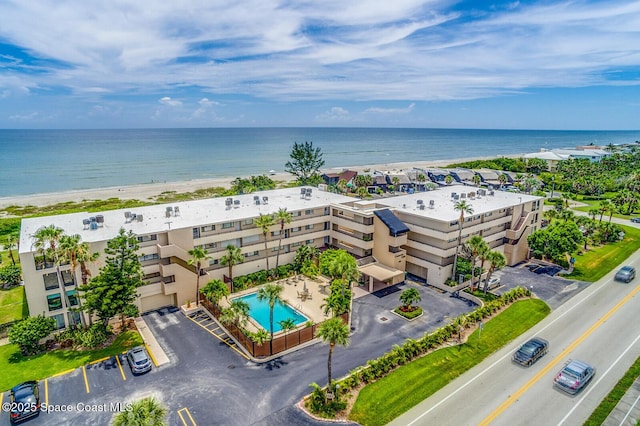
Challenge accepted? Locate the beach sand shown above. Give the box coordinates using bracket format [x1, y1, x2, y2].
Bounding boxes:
[0, 155, 508, 210]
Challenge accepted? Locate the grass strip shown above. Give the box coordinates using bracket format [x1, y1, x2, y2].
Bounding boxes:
[566, 224, 640, 282]
[349, 298, 550, 426]
[0, 330, 143, 391]
[584, 354, 640, 426]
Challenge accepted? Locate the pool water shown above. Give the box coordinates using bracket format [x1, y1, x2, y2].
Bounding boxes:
[234, 292, 308, 333]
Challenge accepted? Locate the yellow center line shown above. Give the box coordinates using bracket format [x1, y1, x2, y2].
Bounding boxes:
[82, 366, 90, 394]
[115, 355, 126, 381]
[479, 283, 640, 425]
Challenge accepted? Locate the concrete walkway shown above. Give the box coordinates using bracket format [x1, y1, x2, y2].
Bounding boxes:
[603, 376, 640, 426]
[134, 316, 170, 366]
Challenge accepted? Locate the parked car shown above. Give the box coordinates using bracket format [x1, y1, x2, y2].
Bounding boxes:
[631, 217, 640, 223]
[614, 266, 636, 283]
[484, 276, 501, 289]
[513, 337, 549, 366]
[126, 346, 153, 375]
[9, 381, 40, 424]
[554, 360, 595, 394]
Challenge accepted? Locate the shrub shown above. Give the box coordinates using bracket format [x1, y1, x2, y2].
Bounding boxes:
[78, 323, 110, 348]
[9, 315, 56, 355]
[0, 265, 21, 287]
[394, 306, 423, 319]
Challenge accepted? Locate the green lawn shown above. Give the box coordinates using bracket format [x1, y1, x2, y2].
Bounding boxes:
[566, 224, 640, 282]
[349, 298, 550, 426]
[0, 330, 143, 391]
[0, 285, 28, 324]
[584, 355, 640, 425]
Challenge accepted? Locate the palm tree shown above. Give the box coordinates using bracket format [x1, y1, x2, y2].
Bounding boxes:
[254, 213, 275, 274]
[472, 174, 481, 187]
[483, 250, 506, 294]
[464, 235, 488, 290]
[274, 208, 293, 272]
[328, 251, 360, 298]
[575, 216, 595, 250]
[278, 318, 297, 348]
[356, 187, 370, 198]
[598, 199, 613, 223]
[200, 279, 230, 306]
[321, 287, 350, 317]
[220, 299, 250, 329]
[112, 396, 167, 426]
[451, 200, 474, 281]
[188, 247, 210, 307]
[452, 315, 468, 343]
[250, 329, 271, 346]
[59, 233, 98, 326]
[445, 175, 454, 185]
[256, 283, 283, 341]
[220, 244, 243, 292]
[399, 288, 421, 311]
[32, 225, 67, 310]
[416, 173, 426, 191]
[336, 178, 348, 194]
[498, 173, 508, 189]
[316, 317, 350, 397]
[4, 234, 17, 265]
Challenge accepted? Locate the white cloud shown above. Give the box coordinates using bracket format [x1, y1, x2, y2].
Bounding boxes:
[365, 103, 415, 114]
[9, 112, 39, 121]
[159, 96, 182, 107]
[315, 106, 351, 122]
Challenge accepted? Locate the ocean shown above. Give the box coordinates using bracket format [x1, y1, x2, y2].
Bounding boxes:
[1, 128, 638, 197]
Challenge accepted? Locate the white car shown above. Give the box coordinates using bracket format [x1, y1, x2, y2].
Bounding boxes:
[485, 276, 500, 289]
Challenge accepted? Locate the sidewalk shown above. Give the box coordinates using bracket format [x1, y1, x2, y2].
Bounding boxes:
[134, 316, 170, 366]
[603, 376, 640, 426]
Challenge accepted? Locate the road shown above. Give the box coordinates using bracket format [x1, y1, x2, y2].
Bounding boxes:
[390, 249, 640, 426]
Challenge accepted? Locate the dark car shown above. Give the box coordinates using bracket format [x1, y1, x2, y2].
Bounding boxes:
[513, 337, 549, 366]
[9, 381, 40, 424]
[554, 360, 596, 394]
[126, 346, 152, 375]
[631, 217, 640, 223]
[615, 266, 636, 283]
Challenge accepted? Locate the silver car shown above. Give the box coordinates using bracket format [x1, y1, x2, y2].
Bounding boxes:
[126, 346, 153, 375]
[554, 360, 595, 394]
[615, 266, 636, 283]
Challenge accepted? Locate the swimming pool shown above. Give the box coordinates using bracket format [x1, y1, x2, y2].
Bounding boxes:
[233, 292, 308, 333]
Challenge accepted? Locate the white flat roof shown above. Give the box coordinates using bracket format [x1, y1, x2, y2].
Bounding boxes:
[377, 185, 541, 222]
[19, 187, 353, 254]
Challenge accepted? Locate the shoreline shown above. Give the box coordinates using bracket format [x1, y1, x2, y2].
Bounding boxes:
[0, 155, 516, 210]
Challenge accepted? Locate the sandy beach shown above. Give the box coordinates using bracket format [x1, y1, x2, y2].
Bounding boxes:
[0, 155, 509, 210]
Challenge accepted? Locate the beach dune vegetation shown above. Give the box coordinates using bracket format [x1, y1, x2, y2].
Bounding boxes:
[285, 141, 325, 185]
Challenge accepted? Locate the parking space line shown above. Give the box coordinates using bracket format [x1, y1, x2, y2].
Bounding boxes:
[177, 407, 197, 425]
[184, 313, 249, 360]
[145, 343, 159, 367]
[89, 356, 111, 365]
[50, 368, 76, 378]
[115, 354, 126, 381]
[82, 366, 90, 394]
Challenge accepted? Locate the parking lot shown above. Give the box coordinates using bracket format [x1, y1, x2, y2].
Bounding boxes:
[1, 268, 588, 426]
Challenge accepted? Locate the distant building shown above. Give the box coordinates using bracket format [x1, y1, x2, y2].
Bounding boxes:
[321, 170, 358, 187]
[523, 147, 610, 171]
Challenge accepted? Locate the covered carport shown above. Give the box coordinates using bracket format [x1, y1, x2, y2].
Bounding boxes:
[359, 262, 405, 293]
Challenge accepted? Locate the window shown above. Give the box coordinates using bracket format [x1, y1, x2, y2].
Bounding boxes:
[485, 212, 493, 217]
[306, 239, 315, 244]
[43, 273, 59, 290]
[47, 293, 62, 311]
[67, 311, 82, 327]
[202, 242, 217, 250]
[291, 227, 301, 233]
[305, 209, 314, 215]
[144, 272, 161, 280]
[61, 270, 75, 286]
[222, 222, 235, 229]
[291, 241, 302, 248]
[305, 224, 314, 230]
[242, 235, 260, 244]
[164, 275, 176, 283]
[139, 253, 159, 262]
[200, 225, 215, 232]
[51, 314, 65, 330]
[193, 227, 200, 239]
[137, 234, 158, 243]
[66, 290, 78, 307]
[220, 238, 240, 248]
[291, 211, 301, 217]
[271, 230, 282, 237]
[244, 251, 259, 258]
[209, 259, 219, 266]
[243, 219, 254, 225]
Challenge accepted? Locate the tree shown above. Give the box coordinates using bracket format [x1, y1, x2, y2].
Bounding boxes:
[256, 283, 283, 341]
[188, 247, 210, 307]
[321, 280, 351, 317]
[416, 173, 426, 190]
[472, 174, 481, 186]
[274, 208, 293, 271]
[598, 199, 613, 223]
[200, 279, 230, 306]
[254, 213, 275, 274]
[278, 318, 297, 348]
[483, 251, 506, 294]
[498, 173, 508, 189]
[285, 141, 325, 185]
[354, 174, 373, 189]
[79, 228, 145, 328]
[464, 235, 488, 289]
[575, 216, 596, 250]
[316, 317, 350, 397]
[111, 396, 167, 426]
[58, 233, 97, 326]
[294, 244, 320, 272]
[220, 245, 243, 293]
[0, 265, 21, 287]
[451, 200, 474, 281]
[4, 234, 17, 265]
[250, 329, 271, 346]
[220, 299, 250, 329]
[321, 249, 359, 298]
[445, 175, 453, 185]
[399, 288, 421, 311]
[32, 225, 67, 311]
[9, 315, 56, 355]
[527, 221, 583, 265]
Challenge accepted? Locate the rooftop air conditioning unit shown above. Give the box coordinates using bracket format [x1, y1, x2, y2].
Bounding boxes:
[262, 196, 268, 204]
[82, 218, 90, 229]
[417, 200, 424, 205]
[234, 199, 240, 206]
[460, 193, 466, 199]
[137, 214, 143, 222]
[451, 192, 456, 198]
[429, 200, 435, 208]
[225, 198, 233, 207]
[174, 206, 180, 215]
[419, 204, 425, 210]
[489, 190, 495, 196]
[96, 215, 104, 226]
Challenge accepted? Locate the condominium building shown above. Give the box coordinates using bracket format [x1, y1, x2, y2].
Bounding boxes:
[19, 185, 542, 329]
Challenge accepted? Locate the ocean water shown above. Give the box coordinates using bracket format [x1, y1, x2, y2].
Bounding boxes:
[1, 128, 638, 197]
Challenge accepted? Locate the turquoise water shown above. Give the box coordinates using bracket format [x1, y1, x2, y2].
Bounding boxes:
[1, 127, 639, 197]
[234, 292, 308, 333]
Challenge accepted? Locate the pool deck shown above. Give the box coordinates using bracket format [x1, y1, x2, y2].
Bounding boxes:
[221, 274, 332, 335]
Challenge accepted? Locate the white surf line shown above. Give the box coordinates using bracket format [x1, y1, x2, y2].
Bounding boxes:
[405, 274, 624, 426]
[557, 330, 640, 426]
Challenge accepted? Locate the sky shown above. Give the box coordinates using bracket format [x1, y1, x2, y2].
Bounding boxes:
[1, 0, 640, 130]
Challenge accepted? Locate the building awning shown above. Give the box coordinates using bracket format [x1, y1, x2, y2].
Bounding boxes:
[374, 209, 410, 236]
[359, 263, 405, 282]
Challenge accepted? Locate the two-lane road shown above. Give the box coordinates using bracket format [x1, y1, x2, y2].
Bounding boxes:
[391, 251, 640, 426]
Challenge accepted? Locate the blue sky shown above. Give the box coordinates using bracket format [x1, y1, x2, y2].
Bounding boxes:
[1, 0, 639, 130]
